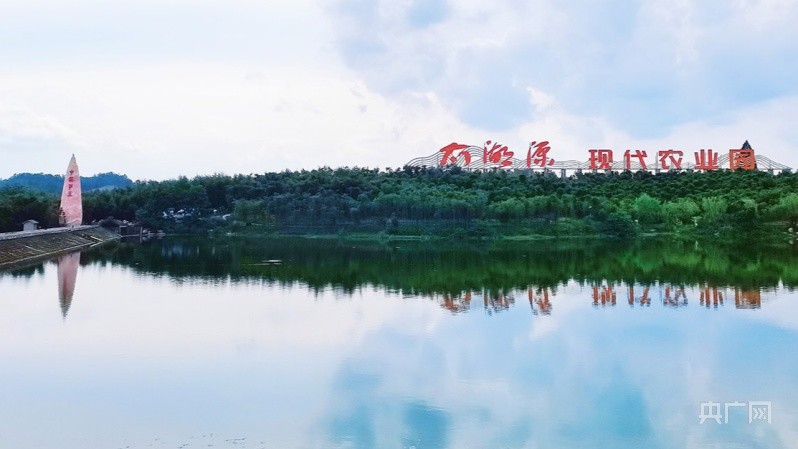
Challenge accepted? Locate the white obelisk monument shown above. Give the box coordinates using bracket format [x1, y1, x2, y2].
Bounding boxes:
[59, 154, 83, 227]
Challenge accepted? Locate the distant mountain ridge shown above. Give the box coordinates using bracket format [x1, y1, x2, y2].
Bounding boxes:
[0, 172, 133, 194]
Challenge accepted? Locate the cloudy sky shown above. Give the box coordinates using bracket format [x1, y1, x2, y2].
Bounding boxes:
[1, 0, 797, 180]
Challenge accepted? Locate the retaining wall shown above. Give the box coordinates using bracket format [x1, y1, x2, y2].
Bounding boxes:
[0, 226, 119, 270]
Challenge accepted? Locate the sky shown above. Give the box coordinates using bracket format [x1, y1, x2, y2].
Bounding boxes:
[1, 0, 797, 180]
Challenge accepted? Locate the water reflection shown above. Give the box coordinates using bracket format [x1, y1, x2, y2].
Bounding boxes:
[79, 237, 798, 289]
[2, 237, 795, 318]
[56, 252, 79, 318]
[433, 284, 776, 316]
[0, 237, 797, 448]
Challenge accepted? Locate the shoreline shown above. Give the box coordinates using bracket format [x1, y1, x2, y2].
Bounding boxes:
[210, 228, 792, 245]
[0, 226, 120, 270]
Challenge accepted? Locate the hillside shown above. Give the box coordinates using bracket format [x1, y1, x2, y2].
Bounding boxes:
[3, 168, 798, 237]
[74, 168, 798, 237]
[0, 172, 133, 194]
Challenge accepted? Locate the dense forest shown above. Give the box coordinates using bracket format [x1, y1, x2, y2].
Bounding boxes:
[2, 167, 798, 237]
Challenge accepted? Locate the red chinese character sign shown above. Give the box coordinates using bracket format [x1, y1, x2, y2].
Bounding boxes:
[729, 149, 756, 170]
[438, 143, 472, 166]
[483, 141, 514, 167]
[527, 141, 554, 168]
[59, 154, 83, 227]
[658, 150, 683, 170]
[694, 149, 719, 171]
[589, 149, 613, 170]
[405, 140, 789, 173]
[624, 150, 647, 170]
[433, 140, 525, 169]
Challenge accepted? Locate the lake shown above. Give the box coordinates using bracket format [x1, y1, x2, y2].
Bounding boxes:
[1, 236, 797, 449]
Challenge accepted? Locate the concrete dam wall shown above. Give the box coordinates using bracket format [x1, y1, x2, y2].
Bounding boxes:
[0, 226, 119, 270]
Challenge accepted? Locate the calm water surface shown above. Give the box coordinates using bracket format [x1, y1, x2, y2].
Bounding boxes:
[1, 237, 797, 449]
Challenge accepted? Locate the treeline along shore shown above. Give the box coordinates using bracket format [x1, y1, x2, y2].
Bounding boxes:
[3, 166, 798, 238]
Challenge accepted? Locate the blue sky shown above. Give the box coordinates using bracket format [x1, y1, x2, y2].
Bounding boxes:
[0, 0, 797, 179]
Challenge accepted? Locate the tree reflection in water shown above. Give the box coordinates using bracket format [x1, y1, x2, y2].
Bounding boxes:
[2, 236, 795, 317]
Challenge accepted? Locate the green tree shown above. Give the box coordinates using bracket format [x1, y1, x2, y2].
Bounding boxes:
[770, 193, 798, 230]
[663, 199, 700, 227]
[234, 199, 269, 225]
[700, 197, 728, 225]
[631, 193, 662, 225]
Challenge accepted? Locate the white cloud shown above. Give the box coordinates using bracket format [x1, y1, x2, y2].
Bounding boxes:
[0, 0, 796, 179]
